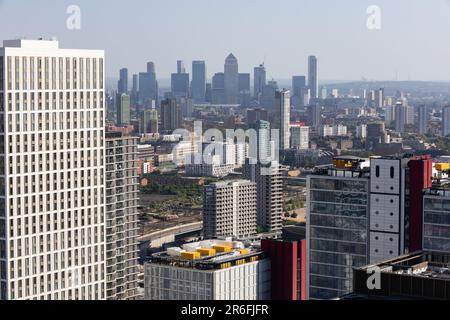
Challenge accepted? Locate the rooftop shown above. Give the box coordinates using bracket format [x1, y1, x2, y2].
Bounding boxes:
[357, 251, 450, 281]
[1, 38, 103, 55]
[370, 153, 417, 161]
[349, 251, 450, 300]
[208, 179, 253, 188]
[148, 239, 265, 271]
[311, 156, 370, 178]
[225, 53, 237, 61]
[3, 38, 59, 49]
[425, 184, 450, 196]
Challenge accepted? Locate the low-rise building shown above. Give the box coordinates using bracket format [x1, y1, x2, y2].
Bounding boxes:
[290, 123, 310, 149]
[203, 180, 257, 239]
[356, 124, 367, 139]
[185, 163, 235, 178]
[320, 124, 348, 137]
[344, 251, 450, 300]
[144, 240, 271, 300]
[185, 154, 235, 178]
[137, 144, 155, 176]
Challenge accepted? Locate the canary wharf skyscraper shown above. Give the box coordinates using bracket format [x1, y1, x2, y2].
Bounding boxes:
[292, 76, 306, 108]
[0, 39, 106, 300]
[139, 62, 158, 107]
[191, 61, 206, 103]
[117, 68, 128, 95]
[308, 56, 318, 99]
[254, 64, 266, 101]
[224, 53, 239, 104]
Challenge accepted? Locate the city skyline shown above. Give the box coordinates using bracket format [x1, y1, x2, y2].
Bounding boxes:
[4, 0, 450, 305]
[2, 0, 450, 81]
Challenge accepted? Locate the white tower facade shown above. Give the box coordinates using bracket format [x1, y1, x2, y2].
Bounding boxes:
[277, 90, 291, 151]
[0, 39, 106, 300]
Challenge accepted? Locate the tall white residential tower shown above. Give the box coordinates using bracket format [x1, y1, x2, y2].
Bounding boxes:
[0, 39, 106, 300]
[277, 89, 291, 151]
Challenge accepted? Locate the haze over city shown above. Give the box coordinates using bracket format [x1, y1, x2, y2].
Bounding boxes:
[3, 0, 450, 308]
[2, 0, 450, 81]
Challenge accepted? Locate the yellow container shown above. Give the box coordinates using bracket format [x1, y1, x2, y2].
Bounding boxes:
[197, 248, 216, 257]
[181, 251, 201, 260]
[239, 249, 250, 255]
[436, 163, 450, 171]
[333, 159, 353, 169]
[213, 245, 232, 253]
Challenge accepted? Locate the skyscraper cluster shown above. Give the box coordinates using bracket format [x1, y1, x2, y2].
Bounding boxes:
[116, 54, 319, 118]
[5, 0, 450, 307]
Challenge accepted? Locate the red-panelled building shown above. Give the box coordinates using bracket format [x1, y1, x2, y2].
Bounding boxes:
[408, 156, 433, 252]
[299, 240, 307, 301]
[261, 239, 307, 300]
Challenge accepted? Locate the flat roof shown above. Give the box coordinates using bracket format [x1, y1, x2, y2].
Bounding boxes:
[334, 155, 368, 161]
[2, 38, 104, 55]
[148, 239, 266, 271]
[150, 250, 265, 271]
[209, 179, 253, 187]
[425, 184, 450, 194]
[357, 251, 450, 281]
[3, 39, 59, 49]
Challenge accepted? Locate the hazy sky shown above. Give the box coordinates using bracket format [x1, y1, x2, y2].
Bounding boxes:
[1, 0, 450, 81]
